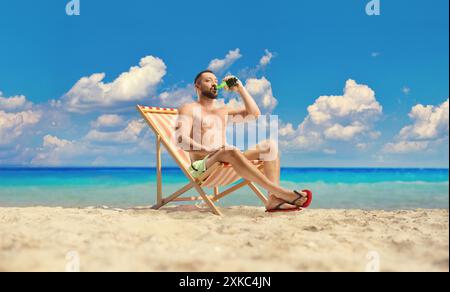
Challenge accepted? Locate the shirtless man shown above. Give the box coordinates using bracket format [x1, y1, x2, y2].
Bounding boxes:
[176, 70, 311, 212]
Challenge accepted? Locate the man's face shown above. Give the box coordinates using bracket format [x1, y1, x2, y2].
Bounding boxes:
[196, 72, 219, 99]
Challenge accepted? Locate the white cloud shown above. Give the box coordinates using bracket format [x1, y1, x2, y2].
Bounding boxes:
[0, 92, 40, 146]
[282, 130, 324, 151]
[0, 110, 41, 145]
[157, 84, 195, 108]
[62, 56, 167, 113]
[0, 92, 33, 111]
[85, 119, 146, 144]
[237, 49, 276, 80]
[383, 99, 449, 154]
[31, 125, 153, 166]
[259, 49, 274, 67]
[307, 79, 382, 126]
[32, 135, 81, 166]
[371, 52, 381, 58]
[221, 97, 243, 110]
[324, 122, 366, 141]
[279, 123, 296, 137]
[43, 134, 73, 148]
[383, 141, 430, 154]
[91, 114, 124, 129]
[399, 99, 449, 141]
[208, 49, 242, 74]
[279, 79, 383, 151]
[245, 77, 278, 111]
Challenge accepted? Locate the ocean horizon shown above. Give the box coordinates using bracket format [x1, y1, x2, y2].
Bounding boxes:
[0, 167, 448, 210]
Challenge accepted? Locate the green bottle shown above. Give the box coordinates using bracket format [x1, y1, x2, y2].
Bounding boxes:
[217, 77, 239, 90]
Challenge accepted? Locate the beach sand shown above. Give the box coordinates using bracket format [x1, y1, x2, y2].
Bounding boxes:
[0, 206, 448, 272]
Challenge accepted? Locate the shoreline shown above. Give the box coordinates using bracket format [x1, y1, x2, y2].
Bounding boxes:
[1, 166, 449, 170]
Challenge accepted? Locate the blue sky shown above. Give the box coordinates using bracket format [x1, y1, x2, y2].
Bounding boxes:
[0, 0, 448, 167]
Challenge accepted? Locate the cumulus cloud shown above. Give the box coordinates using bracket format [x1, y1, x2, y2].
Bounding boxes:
[32, 135, 82, 166]
[237, 50, 276, 80]
[279, 128, 325, 151]
[259, 49, 274, 67]
[279, 123, 296, 137]
[31, 123, 153, 166]
[279, 79, 383, 151]
[383, 99, 449, 153]
[0, 110, 41, 145]
[91, 114, 125, 129]
[245, 77, 278, 111]
[383, 141, 430, 154]
[218, 97, 241, 110]
[157, 84, 195, 108]
[208, 49, 242, 74]
[43, 134, 73, 148]
[85, 119, 146, 144]
[307, 79, 382, 126]
[399, 99, 449, 141]
[0, 92, 33, 111]
[324, 122, 366, 141]
[62, 56, 167, 113]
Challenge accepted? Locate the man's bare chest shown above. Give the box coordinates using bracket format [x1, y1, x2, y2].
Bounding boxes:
[192, 110, 228, 133]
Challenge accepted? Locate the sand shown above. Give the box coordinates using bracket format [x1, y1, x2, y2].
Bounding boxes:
[0, 206, 448, 272]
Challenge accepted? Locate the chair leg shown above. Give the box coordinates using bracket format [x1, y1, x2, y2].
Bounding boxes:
[193, 184, 222, 216]
[156, 136, 163, 207]
[248, 182, 269, 205]
[212, 180, 248, 202]
[152, 182, 194, 210]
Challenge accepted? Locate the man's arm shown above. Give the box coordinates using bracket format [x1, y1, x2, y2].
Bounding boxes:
[227, 78, 261, 119]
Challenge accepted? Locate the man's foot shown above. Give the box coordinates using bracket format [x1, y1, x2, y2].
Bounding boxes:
[278, 190, 307, 206]
[288, 190, 313, 208]
[266, 194, 298, 211]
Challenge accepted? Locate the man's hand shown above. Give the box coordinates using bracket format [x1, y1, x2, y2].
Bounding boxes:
[223, 75, 243, 92]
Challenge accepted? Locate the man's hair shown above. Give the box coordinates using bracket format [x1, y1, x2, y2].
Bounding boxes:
[194, 70, 215, 85]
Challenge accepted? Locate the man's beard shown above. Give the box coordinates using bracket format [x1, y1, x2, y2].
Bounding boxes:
[202, 87, 218, 99]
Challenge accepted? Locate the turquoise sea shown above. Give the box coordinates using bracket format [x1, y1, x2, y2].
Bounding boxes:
[0, 168, 448, 209]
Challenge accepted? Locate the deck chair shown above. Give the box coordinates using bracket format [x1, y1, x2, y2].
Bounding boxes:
[137, 105, 268, 216]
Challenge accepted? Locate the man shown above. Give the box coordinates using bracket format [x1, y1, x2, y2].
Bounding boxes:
[176, 70, 312, 212]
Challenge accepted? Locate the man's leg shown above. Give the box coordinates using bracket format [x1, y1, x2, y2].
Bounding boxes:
[243, 141, 294, 209]
[244, 140, 280, 187]
[206, 146, 307, 207]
